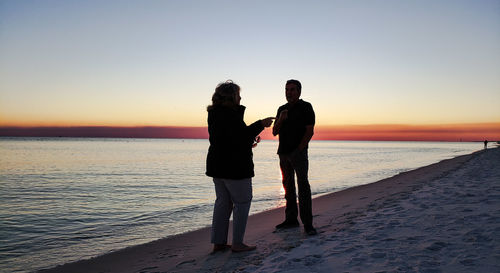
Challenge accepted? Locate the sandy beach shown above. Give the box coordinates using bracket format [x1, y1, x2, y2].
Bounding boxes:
[41, 147, 500, 273]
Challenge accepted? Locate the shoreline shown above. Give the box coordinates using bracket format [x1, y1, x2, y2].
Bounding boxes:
[40, 148, 498, 273]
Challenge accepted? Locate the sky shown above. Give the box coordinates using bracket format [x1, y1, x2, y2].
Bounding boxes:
[1, 0, 499, 140]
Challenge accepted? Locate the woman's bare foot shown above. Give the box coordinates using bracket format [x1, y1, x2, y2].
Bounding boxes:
[231, 243, 256, 253]
[212, 244, 231, 253]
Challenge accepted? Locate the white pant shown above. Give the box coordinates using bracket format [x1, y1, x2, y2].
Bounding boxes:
[211, 178, 252, 245]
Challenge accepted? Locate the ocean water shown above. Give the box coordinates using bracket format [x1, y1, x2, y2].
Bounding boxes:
[0, 138, 480, 273]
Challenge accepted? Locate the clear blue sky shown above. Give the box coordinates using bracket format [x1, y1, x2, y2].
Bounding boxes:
[1, 0, 499, 127]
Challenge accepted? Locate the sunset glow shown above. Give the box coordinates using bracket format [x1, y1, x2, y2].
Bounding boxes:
[311, 123, 500, 142]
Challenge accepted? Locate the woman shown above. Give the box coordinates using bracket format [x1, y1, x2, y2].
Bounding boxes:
[206, 80, 274, 253]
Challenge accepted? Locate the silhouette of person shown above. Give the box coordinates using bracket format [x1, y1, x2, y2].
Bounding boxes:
[272, 79, 317, 236]
[484, 140, 488, 149]
[206, 80, 274, 253]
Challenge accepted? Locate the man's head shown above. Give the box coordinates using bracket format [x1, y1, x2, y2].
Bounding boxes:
[285, 79, 301, 104]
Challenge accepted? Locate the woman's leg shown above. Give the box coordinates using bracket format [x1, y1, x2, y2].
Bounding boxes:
[224, 178, 252, 245]
[211, 178, 233, 245]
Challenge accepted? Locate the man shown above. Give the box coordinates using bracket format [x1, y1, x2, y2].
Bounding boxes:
[272, 79, 317, 235]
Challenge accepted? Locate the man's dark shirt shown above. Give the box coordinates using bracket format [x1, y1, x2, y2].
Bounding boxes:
[276, 99, 315, 154]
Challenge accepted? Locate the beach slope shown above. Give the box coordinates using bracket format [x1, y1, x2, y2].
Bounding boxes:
[41, 148, 500, 273]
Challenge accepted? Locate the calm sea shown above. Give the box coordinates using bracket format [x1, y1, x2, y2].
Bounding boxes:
[0, 138, 480, 273]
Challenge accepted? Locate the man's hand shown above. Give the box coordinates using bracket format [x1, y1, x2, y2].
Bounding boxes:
[296, 125, 314, 152]
[278, 109, 288, 121]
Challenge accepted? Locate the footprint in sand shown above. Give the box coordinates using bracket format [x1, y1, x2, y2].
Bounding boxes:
[460, 258, 477, 266]
[425, 241, 447, 251]
[138, 266, 159, 272]
[176, 259, 196, 268]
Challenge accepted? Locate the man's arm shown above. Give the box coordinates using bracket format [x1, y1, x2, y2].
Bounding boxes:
[272, 119, 281, 136]
[297, 125, 314, 151]
[272, 109, 287, 136]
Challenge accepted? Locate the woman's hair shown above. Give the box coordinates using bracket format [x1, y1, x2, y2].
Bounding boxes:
[207, 80, 240, 111]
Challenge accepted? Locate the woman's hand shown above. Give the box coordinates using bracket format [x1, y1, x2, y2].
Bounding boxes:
[261, 117, 275, 127]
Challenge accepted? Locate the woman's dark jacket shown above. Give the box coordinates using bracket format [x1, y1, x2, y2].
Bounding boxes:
[206, 105, 264, 179]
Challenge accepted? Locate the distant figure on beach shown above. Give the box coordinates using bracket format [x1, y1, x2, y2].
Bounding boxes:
[206, 80, 274, 253]
[273, 79, 317, 236]
[484, 140, 488, 149]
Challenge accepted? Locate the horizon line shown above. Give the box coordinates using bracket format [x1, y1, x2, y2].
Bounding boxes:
[1, 123, 499, 142]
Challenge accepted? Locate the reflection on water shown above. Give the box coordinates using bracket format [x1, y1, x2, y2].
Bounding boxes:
[0, 138, 479, 272]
